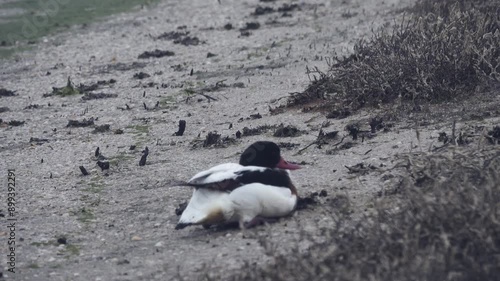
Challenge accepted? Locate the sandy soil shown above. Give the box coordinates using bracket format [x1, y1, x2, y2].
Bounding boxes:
[3, 0, 499, 280]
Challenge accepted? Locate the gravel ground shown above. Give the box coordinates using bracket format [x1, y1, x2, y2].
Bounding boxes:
[4, 0, 499, 280]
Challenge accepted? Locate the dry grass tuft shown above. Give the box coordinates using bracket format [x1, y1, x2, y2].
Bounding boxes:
[233, 147, 500, 281]
[289, 0, 499, 114]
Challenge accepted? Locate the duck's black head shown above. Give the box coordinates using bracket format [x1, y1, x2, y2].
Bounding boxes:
[239, 141, 300, 170]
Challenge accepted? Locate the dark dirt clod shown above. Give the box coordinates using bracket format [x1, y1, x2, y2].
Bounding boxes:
[232, 82, 245, 88]
[0, 88, 16, 97]
[223, 23, 233, 30]
[97, 161, 110, 171]
[277, 3, 299, 12]
[79, 166, 89, 176]
[133, 72, 151, 79]
[207, 52, 217, 58]
[24, 104, 41, 110]
[157, 31, 202, 46]
[82, 93, 118, 100]
[197, 132, 237, 148]
[174, 36, 201, 46]
[249, 113, 262, 119]
[242, 125, 274, 136]
[235, 131, 242, 138]
[157, 31, 189, 40]
[98, 62, 146, 73]
[273, 124, 302, 137]
[138, 49, 175, 59]
[8, 120, 25, 126]
[174, 120, 186, 136]
[346, 123, 359, 140]
[326, 108, 351, 119]
[93, 125, 110, 133]
[369, 117, 384, 133]
[240, 22, 260, 31]
[129, 145, 136, 150]
[29, 137, 49, 144]
[438, 132, 449, 144]
[345, 163, 377, 175]
[67, 118, 94, 128]
[77, 79, 116, 92]
[57, 237, 68, 245]
[240, 31, 251, 37]
[253, 6, 274, 16]
[139, 147, 149, 166]
[0, 107, 10, 113]
[95, 147, 100, 157]
[203, 132, 221, 147]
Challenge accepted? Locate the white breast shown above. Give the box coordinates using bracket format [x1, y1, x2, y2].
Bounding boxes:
[228, 183, 297, 223]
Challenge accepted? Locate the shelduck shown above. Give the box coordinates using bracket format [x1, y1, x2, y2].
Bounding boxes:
[176, 141, 301, 229]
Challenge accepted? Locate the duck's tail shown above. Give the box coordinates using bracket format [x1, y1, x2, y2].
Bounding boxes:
[176, 189, 229, 230]
[175, 222, 192, 230]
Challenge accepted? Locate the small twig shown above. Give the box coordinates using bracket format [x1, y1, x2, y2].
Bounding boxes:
[295, 140, 318, 155]
[451, 120, 457, 145]
[332, 135, 347, 147]
[198, 92, 218, 101]
[139, 147, 149, 166]
[79, 166, 89, 176]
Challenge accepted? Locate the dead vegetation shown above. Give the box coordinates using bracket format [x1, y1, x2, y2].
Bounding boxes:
[232, 146, 500, 281]
[228, 0, 500, 280]
[289, 0, 499, 116]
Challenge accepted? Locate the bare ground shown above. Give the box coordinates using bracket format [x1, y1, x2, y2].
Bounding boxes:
[1, 0, 499, 280]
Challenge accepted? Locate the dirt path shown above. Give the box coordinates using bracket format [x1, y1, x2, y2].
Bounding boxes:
[8, 0, 493, 280]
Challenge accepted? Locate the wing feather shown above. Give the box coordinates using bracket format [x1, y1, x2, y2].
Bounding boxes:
[187, 163, 268, 192]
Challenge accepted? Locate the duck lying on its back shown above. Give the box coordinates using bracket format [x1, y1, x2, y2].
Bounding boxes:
[176, 141, 301, 229]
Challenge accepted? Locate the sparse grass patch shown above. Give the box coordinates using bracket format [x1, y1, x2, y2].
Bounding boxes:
[160, 95, 177, 108]
[127, 124, 150, 135]
[109, 151, 135, 166]
[290, 0, 499, 115]
[45, 77, 82, 97]
[233, 146, 500, 281]
[27, 263, 40, 269]
[59, 244, 80, 257]
[82, 181, 104, 194]
[72, 207, 95, 224]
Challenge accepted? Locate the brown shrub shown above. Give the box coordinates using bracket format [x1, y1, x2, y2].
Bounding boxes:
[289, 0, 500, 113]
[233, 147, 500, 281]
